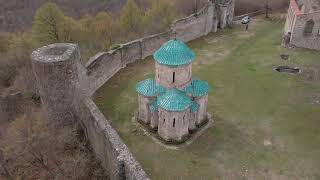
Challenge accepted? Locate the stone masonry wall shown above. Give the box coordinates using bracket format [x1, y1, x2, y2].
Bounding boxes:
[78, 97, 148, 180]
[155, 62, 192, 90]
[195, 95, 209, 126]
[158, 108, 190, 142]
[171, 2, 216, 42]
[77, 98, 123, 179]
[138, 95, 156, 124]
[290, 12, 320, 51]
[85, 49, 123, 95]
[141, 32, 171, 59]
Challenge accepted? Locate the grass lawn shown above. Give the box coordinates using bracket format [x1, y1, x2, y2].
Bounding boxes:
[94, 15, 320, 179]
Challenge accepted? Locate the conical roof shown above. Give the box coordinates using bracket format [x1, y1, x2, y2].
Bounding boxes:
[136, 79, 166, 97]
[153, 40, 196, 66]
[185, 79, 210, 97]
[157, 89, 192, 112]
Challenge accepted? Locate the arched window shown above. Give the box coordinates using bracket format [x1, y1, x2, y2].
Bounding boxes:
[163, 119, 165, 124]
[173, 118, 176, 127]
[304, 19, 315, 35]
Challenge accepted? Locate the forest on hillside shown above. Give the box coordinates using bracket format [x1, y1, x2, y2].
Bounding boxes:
[0, 0, 288, 32]
[0, 0, 126, 32]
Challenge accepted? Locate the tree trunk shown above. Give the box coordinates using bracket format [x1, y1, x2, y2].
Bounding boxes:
[265, 2, 270, 18]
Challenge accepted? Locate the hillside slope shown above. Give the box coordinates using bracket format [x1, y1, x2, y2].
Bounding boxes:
[0, 0, 126, 32]
[0, 0, 288, 32]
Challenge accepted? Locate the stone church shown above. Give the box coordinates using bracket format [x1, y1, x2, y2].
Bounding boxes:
[136, 40, 210, 143]
[283, 0, 320, 50]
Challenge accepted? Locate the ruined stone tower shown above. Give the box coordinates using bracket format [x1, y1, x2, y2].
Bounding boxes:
[31, 43, 80, 128]
[136, 40, 210, 143]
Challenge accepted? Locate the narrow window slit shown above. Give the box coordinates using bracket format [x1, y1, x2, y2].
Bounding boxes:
[173, 72, 175, 83]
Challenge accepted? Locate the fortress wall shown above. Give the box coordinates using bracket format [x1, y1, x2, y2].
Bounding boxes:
[141, 32, 170, 59]
[121, 40, 142, 64]
[85, 49, 123, 94]
[171, 4, 215, 42]
[78, 97, 123, 179]
[78, 97, 148, 180]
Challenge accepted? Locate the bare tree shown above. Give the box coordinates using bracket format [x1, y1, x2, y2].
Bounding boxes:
[0, 106, 107, 179]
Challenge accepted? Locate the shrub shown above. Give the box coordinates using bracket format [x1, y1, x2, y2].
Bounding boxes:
[32, 2, 65, 46]
[119, 0, 144, 39]
[144, 0, 177, 34]
[0, 107, 108, 179]
[0, 33, 35, 89]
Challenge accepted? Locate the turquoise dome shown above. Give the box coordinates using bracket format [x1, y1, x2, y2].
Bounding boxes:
[157, 89, 192, 112]
[153, 40, 196, 66]
[136, 79, 166, 97]
[185, 79, 210, 97]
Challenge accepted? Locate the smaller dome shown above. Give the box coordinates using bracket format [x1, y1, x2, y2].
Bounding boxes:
[157, 89, 192, 112]
[185, 79, 210, 97]
[136, 79, 166, 97]
[190, 102, 200, 113]
[153, 40, 196, 66]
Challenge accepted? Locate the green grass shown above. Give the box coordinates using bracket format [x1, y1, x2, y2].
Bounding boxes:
[94, 15, 320, 179]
